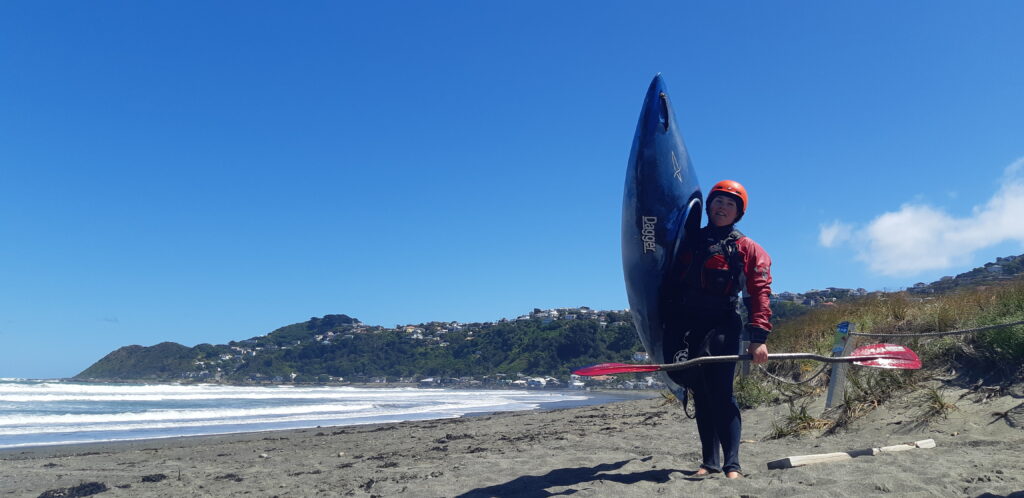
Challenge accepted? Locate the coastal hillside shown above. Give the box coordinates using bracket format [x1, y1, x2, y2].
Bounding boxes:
[74, 310, 642, 383]
[75, 253, 1024, 384]
[77, 342, 195, 380]
[909, 253, 1024, 294]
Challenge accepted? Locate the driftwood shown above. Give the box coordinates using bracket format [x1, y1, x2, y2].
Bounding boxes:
[766, 439, 936, 470]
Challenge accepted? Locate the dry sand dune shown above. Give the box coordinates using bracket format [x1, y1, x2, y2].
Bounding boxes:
[2, 384, 1022, 497]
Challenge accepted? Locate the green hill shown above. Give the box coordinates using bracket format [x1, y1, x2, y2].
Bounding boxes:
[74, 311, 643, 382]
[76, 342, 196, 380]
[75, 254, 1024, 384]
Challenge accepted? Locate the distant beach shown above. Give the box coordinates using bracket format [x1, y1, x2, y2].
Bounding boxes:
[2, 383, 1021, 497]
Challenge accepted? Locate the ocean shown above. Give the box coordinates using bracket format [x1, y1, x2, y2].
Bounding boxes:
[0, 379, 641, 449]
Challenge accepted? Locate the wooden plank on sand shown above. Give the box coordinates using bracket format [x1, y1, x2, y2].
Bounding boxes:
[766, 439, 935, 470]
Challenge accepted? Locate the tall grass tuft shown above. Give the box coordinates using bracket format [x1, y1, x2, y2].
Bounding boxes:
[766, 403, 833, 439]
[916, 387, 958, 422]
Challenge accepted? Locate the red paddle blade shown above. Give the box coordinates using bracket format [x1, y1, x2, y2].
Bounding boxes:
[572, 363, 660, 376]
[849, 343, 921, 369]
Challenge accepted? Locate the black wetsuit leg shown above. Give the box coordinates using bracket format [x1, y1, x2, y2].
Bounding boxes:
[669, 310, 742, 473]
[699, 311, 742, 473]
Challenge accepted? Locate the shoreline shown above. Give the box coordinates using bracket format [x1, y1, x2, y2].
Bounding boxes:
[0, 388, 657, 454]
[3, 386, 1021, 497]
[0, 392, 645, 459]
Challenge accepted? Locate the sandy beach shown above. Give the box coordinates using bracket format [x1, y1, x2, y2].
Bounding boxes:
[2, 384, 1022, 497]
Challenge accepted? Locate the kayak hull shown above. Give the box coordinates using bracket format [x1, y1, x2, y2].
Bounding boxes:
[621, 74, 703, 398]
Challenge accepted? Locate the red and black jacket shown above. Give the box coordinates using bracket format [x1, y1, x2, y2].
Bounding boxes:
[677, 224, 773, 343]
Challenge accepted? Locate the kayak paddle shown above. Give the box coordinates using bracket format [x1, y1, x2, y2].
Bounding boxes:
[572, 343, 920, 376]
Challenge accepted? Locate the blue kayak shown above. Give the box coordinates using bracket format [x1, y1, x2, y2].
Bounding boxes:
[621, 74, 703, 399]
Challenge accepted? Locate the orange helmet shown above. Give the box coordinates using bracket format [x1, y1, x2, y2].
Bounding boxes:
[706, 180, 748, 222]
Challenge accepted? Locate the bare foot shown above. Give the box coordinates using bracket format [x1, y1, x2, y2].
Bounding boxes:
[695, 468, 711, 476]
[726, 471, 743, 479]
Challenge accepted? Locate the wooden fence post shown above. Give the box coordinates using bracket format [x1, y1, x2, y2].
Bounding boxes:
[825, 321, 854, 409]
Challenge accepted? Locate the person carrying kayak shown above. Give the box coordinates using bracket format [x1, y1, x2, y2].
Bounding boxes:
[666, 179, 773, 479]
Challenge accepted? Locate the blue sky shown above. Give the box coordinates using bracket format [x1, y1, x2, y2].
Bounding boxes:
[2, 2, 1022, 378]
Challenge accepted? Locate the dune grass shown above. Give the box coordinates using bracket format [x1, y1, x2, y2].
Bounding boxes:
[733, 277, 1024, 436]
[768, 277, 1024, 381]
[915, 386, 958, 422]
[766, 402, 832, 439]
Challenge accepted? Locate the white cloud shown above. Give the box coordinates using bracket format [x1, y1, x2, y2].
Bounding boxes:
[821, 158, 1024, 276]
[818, 221, 853, 248]
[1005, 157, 1024, 180]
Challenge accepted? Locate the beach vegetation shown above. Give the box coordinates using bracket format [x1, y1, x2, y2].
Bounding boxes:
[766, 402, 832, 439]
[733, 375, 779, 409]
[916, 386, 958, 422]
[774, 378, 822, 405]
[728, 360, 825, 411]
[756, 272, 1023, 436]
[771, 275, 1024, 387]
[825, 369, 919, 433]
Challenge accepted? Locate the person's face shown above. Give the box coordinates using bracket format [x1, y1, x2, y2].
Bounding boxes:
[708, 195, 739, 227]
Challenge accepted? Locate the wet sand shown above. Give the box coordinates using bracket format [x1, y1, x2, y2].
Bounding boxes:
[2, 384, 1022, 497]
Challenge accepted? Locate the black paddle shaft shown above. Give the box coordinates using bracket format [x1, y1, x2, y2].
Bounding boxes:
[656, 353, 890, 372]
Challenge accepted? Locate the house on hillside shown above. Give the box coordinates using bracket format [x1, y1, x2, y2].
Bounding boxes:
[773, 292, 799, 302]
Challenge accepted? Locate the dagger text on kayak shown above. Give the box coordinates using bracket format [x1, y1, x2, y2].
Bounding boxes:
[642, 216, 657, 253]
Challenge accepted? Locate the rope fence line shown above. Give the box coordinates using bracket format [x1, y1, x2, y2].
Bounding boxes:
[758, 363, 828, 385]
[848, 319, 1024, 338]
